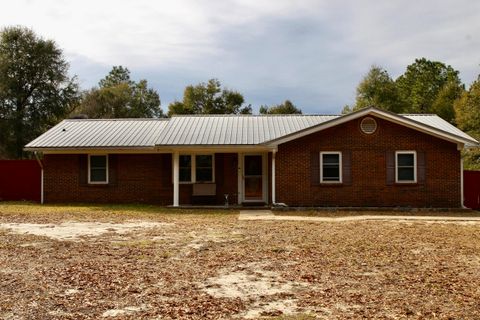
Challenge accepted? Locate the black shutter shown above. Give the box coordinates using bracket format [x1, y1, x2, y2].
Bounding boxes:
[310, 152, 320, 185]
[417, 151, 425, 184]
[109, 154, 118, 185]
[342, 151, 352, 185]
[79, 154, 88, 186]
[386, 151, 395, 185]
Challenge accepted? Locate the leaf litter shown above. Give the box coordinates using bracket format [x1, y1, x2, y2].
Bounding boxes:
[0, 203, 480, 319]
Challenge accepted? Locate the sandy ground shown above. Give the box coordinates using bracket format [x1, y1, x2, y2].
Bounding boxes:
[1, 203, 480, 319]
[240, 210, 480, 223]
[0, 221, 172, 241]
[200, 262, 311, 318]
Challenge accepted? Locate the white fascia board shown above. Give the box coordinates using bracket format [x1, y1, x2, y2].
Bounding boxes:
[34, 145, 277, 154]
[156, 145, 276, 153]
[33, 147, 159, 154]
[264, 107, 478, 147]
[372, 111, 478, 146]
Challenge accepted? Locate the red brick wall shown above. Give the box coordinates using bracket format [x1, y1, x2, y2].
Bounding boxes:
[43, 153, 239, 205]
[44, 154, 172, 204]
[275, 116, 461, 208]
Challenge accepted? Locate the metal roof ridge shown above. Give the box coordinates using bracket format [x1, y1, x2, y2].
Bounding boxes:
[63, 118, 170, 121]
[169, 114, 340, 117]
[64, 114, 442, 120]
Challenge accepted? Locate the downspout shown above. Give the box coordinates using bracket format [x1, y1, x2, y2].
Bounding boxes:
[460, 155, 465, 209]
[271, 149, 276, 205]
[34, 152, 44, 204]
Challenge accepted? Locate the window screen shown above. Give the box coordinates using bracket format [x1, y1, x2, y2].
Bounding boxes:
[321, 152, 341, 182]
[89, 155, 107, 183]
[179, 155, 192, 182]
[195, 155, 213, 182]
[396, 152, 415, 182]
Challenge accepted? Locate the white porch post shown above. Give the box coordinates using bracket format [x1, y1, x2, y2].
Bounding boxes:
[173, 151, 179, 207]
[237, 153, 242, 205]
[271, 150, 276, 205]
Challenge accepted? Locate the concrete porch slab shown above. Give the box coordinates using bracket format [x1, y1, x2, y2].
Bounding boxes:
[239, 210, 274, 218]
[239, 212, 480, 222]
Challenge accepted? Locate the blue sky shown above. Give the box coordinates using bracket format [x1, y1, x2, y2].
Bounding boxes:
[2, 0, 480, 114]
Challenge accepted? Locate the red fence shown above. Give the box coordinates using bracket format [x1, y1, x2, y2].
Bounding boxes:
[464, 170, 480, 210]
[0, 160, 41, 202]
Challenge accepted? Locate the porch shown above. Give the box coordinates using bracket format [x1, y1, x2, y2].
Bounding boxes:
[171, 151, 277, 207]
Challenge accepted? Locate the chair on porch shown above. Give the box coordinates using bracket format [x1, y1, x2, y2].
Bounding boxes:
[192, 183, 216, 205]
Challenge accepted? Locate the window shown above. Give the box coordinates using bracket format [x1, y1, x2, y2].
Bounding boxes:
[195, 155, 213, 182]
[396, 151, 416, 183]
[178, 154, 214, 183]
[179, 155, 192, 182]
[320, 152, 342, 183]
[89, 155, 108, 184]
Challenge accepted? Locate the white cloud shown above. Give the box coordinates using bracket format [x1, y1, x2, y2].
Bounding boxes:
[1, 0, 480, 112]
[1, 0, 323, 67]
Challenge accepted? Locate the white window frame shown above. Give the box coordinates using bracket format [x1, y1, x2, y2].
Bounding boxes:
[395, 151, 417, 183]
[179, 154, 193, 183]
[194, 154, 215, 183]
[88, 154, 109, 184]
[320, 151, 342, 183]
[178, 153, 215, 184]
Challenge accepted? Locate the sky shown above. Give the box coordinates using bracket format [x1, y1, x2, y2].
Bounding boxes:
[1, 0, 480, 114]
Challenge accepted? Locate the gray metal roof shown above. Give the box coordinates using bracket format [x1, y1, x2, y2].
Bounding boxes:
[155, 115, 338, 145]
[25, 119, 169, 148]
[25, 111, 478, 149]
[401, 114, 476, 143]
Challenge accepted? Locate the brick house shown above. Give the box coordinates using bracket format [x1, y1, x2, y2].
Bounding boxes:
[25, 107, 478, 208]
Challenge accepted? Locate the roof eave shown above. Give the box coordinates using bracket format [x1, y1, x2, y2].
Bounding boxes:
[25, 144, 278, 153]
[24, 146, 158, 153]
[263, 107, 479, 147]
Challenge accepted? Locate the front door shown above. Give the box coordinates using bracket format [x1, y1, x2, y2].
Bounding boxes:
[243, 155, 263, 201]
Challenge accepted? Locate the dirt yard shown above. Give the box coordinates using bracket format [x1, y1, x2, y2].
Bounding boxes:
[1, 203, 479, 319]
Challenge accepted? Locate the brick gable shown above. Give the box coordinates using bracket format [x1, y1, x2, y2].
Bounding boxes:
[275, 116, 460, 207]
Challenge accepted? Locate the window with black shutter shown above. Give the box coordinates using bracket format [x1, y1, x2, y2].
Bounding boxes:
[395, 151, 416, 183]
[320, 152, 342, 183]
[88, 155, 108, 184]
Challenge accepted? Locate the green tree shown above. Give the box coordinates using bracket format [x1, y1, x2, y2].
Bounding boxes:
[0, 26, 79, 159]
[341, 105, 353, 114]
[350, 65, 405, 113]
[167, 79, 251, 115]
[454, 77, 480, 169]
[431, 80, 464, 124]
[396, 58, 462, 121]
[99, 66, 133, 88]
[259, 100, 302, 114]
[74, 66, 162, 118]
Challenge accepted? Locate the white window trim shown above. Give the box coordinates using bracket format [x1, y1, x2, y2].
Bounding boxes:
[320, 151, 342, 183]
[179, 154, 193, 184]
[178, 153, 215, 184]
[88, 154, 109, 184]
[395, 151, 417, 183]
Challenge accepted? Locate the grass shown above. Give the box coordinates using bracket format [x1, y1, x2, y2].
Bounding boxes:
[0, 201, 237, 223]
